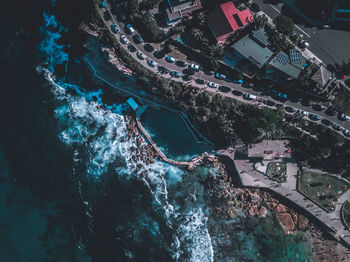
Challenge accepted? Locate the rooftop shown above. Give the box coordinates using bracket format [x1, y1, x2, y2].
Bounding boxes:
[250, 28, 270, 47]
[231, 34, 273, 69]
[127, 97, 139, 111]
[167, 0, 202, 22]
[207, 1, 253, 41]
[268, 50, 306, 79]
[310, 65, 332, 86]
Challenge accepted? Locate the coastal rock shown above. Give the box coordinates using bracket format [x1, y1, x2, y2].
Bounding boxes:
[297, 215, 309, 231]
[249, 193, 261, 204]
[276, 213, 296, 235]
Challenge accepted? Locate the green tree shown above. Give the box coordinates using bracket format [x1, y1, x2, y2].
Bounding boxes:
[273, 15, 294, 36]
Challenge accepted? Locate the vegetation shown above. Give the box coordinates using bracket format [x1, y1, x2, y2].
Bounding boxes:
[344, 201, 350, 227]
[332, 87, 350, 115]
[266, 162, 287, 183]
[273, 15, 294, 36]
[112, 0, 165, 42]
[299, 170, 350, 211]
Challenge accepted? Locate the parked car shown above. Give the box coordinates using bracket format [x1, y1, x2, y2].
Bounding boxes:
[126, 24, 135, 34]
[128, 44, 136, 52]
[120, 35, 129, 44]
[333, 124, 343, 131]
[137, 51, 147, 60]
[175, 60, 187, 67]
[321, 119, 332, 126]
[133, 34, 143, 43]
[299, 39, 310, 48]
[325, 107, 337, 116]
[143, 43, 155, 52]
[158, 66, 169, 74]
[340, 114, 350, 121]
[166, 56, 176, 63]
[232, 90, 243, 96]
[219, 86, 231, 93]
[111, 24, 120, 34]
[264, 100, 275, 106]
[208, 82, 219, 88]
[296, 109, 308, 116]
[195, 79, 206, 85]
[285, 106, 296, 113]
[103, 10, 112, 21]
[153, 50, 165, 59]
[215, 73, 226, 80]
[203, 70, 214, 76]
[312, 104, 326, 111]
[147, 59, 157, 67]
[309, 114, 321, 121]
[183, 75, 192, 81]
[189, 64, 200, 71]
[170, 71, 182, 78]
[243, 94, 257, 100]
[343, 129, 350, 137]
[183, 68, 195, 75]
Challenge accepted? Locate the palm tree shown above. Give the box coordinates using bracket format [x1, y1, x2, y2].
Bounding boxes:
[192, 28, 204, 42]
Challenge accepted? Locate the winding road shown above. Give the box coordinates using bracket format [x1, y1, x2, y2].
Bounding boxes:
[97, 1, 350, 140]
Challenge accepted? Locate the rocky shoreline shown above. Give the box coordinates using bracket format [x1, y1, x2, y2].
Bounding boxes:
[124, 113, 350, 261]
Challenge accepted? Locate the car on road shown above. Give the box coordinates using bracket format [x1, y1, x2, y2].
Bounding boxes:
[309, 114, 321, 121]
[264, 100, 275, 106]
[299, 39, 310, 48]
[126, 24, 135, 34]
[203, 70, 214, 76]
[343, 129, 350, 137]
[143, 43, 155, 52]
[128, 44, 136, 52]
[175, 60, 187, 67]
[250, 2, 261, 12]
[133, 34, 143, 44]
[183, 68, 195, 75]
[215, 72, 226, 80]
[147, 59, 157, 67]
[285, 106, 296, 113]
[166, 56, 176, 63]
[325, 107, 337, 116]
[103, 10, 112, 21]
[111, 24, 120, 34]
[120, 35, 129, 44]
[312, 104, 326, 111]
[189, 64, 200, 72]
[153, 50, 165, 59]
[232, 90, 243, 96]
[333, 124, 344, 131]
[296, 109, 309, 116]
[208, 82, 219, 88]
[340, 114, 350, 121]
[158, 66, 169, 74]
[219, 86, 231, 93]
[137, 51, 147, 60]
[183, 75, 192, 81]
[170, 71, 182, 78]
[243, 94, 257, 100]
[321, 119, 332, 126]
[195, 79, 206, 85]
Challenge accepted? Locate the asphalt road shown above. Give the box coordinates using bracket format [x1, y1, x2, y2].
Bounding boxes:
[98, 2, 350, 139]
[253, 0, 350, 66]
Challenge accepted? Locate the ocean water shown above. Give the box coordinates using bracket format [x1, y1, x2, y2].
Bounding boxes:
[0, 0, 312, 261]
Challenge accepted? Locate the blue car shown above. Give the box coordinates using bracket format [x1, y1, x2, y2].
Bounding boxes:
[170, 71, 182, 78]
[101, 1, 106, 7]
[111, 24, 120, 34]
[166, 56, 176, 63]
[215, 73, 226, 80]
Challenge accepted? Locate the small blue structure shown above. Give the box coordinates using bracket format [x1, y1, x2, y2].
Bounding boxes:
[101, 1, 106, 7]
[127, 97, 139, 111]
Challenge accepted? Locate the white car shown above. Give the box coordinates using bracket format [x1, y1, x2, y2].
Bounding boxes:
[299, 40, 309, 48]
[120, 35, 129, 44]
[126, 24, 135, 34]
[189, 64, 200, 71]
[297, 109, 309, 116]
[208, 82, 219, 88]
[147, 59, 157, 67]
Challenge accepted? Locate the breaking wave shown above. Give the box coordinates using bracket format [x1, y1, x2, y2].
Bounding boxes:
[38, 10, 214, 262]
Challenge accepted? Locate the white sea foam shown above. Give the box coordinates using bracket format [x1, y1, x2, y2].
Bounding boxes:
[39, 11, 214, 262]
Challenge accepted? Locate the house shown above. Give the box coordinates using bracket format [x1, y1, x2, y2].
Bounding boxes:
[225, 28, 273, 75]
[207, 1, 254, 45]
[127, 97, 139, 111]
[264, 49, 307, 84]
[166, 0, 202, 24]
[331, 0, 350, 22]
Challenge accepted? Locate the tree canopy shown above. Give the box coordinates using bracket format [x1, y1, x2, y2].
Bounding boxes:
[273, 15, 294, 36]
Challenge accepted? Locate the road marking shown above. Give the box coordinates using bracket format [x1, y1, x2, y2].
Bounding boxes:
[269, 4, 311, 38]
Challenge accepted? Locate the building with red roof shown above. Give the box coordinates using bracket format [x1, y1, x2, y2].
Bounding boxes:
[207, 1, 254, 44]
